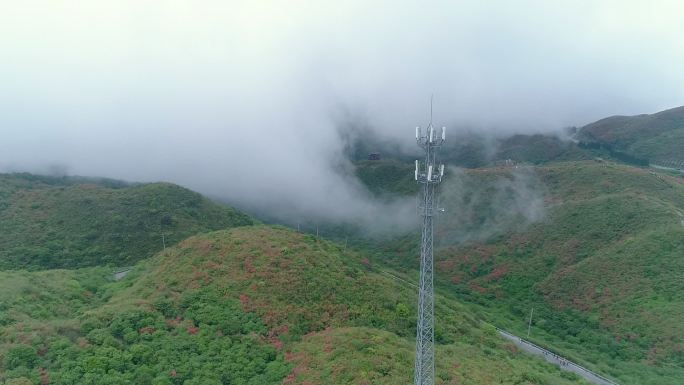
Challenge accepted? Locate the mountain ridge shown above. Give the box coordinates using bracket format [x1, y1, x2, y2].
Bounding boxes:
[577, 105, 684, 163]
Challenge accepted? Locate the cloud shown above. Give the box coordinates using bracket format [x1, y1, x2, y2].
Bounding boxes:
[0, 1, 682, 228]
[437, 166, 547, 245]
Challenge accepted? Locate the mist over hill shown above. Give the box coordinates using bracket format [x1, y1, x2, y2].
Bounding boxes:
[3, 1, 684, 236]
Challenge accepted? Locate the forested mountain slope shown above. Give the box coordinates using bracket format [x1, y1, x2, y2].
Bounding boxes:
[0, 226, 589, 385]
[0, 173, 253, 269]
[356, 159, 684, 384]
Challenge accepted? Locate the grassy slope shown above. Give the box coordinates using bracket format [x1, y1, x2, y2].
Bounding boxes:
[1, 226, 589, 385]
[0, 173, 253, 269]
[351, 159, 684, 384]
[578, 105, 684, 161]
[431, 162, 684, 384]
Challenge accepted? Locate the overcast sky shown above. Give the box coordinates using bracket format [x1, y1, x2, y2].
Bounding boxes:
[1, 1, 683, 224]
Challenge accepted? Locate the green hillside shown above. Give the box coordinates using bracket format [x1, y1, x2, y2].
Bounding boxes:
[578, 105, 684, 163]
[3, 140, 683, 384]
[354, 160, 684, 384]
[0, 226, 590, 385]
[0, 173, 253, 270]
[437, 162, 683, 383]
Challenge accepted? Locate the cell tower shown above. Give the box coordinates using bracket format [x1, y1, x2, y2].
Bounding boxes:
[413, 101, 445, 385]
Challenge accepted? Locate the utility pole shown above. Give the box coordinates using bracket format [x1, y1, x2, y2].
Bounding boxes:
[527, 307, 534, 338]
[413, 99, 446, 385]
[160, 218, 166, 250]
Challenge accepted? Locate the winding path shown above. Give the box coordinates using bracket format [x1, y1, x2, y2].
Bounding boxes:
[497, 328, 620, 385]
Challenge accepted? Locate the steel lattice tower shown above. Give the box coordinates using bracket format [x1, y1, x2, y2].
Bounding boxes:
[413, 115, 445, 385]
